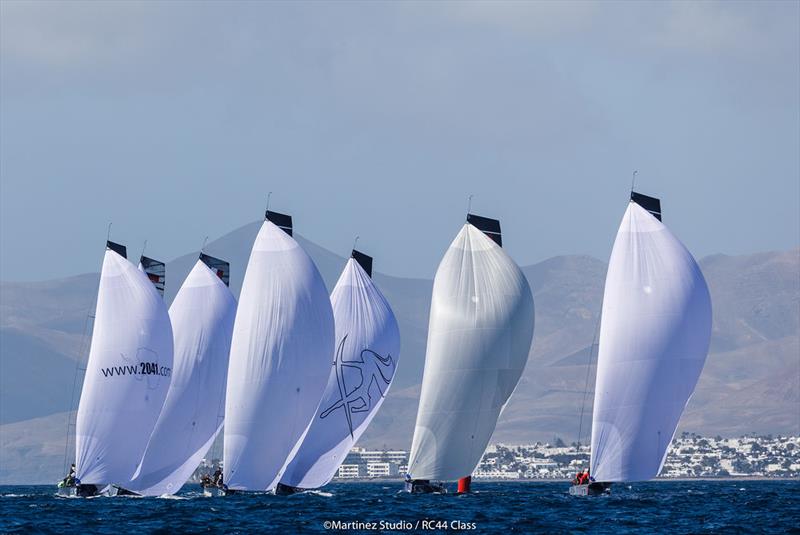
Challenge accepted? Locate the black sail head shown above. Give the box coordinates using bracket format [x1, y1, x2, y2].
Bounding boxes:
[631, 191, 662, 221]
[351, 249, 373, 278]
[266, 210, 293, 236]
[200, 253, 231, 287]
[106, 240, 127, 259]
[466, 213, 502, 247]
[139, 256, 166, 297]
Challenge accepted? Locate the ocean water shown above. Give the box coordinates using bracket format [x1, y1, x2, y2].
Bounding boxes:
[1, 480, 798, 534]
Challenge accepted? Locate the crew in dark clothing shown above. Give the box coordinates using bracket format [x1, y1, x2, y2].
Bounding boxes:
[61, 463, 77, 487]
[200, 474, 212, 488]
[213, 468, 223, 487]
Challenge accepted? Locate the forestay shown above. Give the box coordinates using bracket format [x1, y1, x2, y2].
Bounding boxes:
[75, 245, 174, 486]
[223, 218, 334, 491]
[590, 200, 712, 482]
[280, 253, 401, 489]
[128, 256, 236, 496]
[408, 221, 535, 481]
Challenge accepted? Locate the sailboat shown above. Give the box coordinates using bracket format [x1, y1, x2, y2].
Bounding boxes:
[222, 210, 334, 493]
[61, 240, 174, 497]
[126, 253, 236, 496]
[278, 249, 401, 493]
[406, 214, 535, 493]
[570, 192, 712, 496]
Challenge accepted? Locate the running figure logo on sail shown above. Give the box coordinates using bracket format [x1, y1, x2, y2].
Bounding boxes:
[319, 335, 394, 437]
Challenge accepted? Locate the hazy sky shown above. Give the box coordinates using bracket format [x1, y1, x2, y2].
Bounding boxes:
[1, 0, 798, 281]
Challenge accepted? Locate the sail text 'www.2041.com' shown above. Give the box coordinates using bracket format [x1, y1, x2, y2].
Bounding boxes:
[100, 361, 172, 378]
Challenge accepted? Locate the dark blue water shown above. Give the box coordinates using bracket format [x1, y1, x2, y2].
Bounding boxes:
[1, 481, 798, 534]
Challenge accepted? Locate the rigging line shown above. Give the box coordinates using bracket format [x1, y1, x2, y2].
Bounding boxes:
[466, 194, 474, 217]
[201, 236, 209, 254]
[140, 240, 148, 260]
[62, 280, 99, 474]
[630, 170, 638, 194]
[576, 307, 603, 452]
[352, 236, 359, 252]
[210, 378, 227, 465]
[106, 222, 112, 242]
[266, 191, 273, 213]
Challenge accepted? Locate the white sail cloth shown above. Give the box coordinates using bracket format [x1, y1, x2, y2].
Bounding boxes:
[75, 249, 174, 486]
[223, 221, 334, 491]
[408, 224, 535, 481]
[128, 259, 236, 495]
[590, 202, 712, 482]
[280, 258, 401, 489]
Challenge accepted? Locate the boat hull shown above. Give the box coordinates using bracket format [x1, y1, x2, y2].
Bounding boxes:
[569, 482, 611, 496]
[405, 480, 447, 494]
[275, 483, 304, 495]
[109, 486, 139, 497]
[56, 484, 101, 498]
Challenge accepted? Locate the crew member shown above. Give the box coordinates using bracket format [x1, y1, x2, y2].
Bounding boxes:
[61, 463, 76, 487]
[579, 469, 590, 484]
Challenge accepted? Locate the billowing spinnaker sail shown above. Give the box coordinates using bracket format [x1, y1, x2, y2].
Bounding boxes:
[280, 254, 401, 488]
[128, 257, 236, 495]
[223, 220, 334, 491]
[75, 248, 174, 486]
[408, 223, 534, 481]
[590, 201, 712, 482]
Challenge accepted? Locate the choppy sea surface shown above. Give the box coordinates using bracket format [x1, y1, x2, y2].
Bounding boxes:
[1, 481, 799, 534]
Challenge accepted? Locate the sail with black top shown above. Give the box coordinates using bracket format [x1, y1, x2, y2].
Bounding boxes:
[588, 193, 711, 483]
[74, 242, 173, 490]
[128, 254, 236, 496]
[280, 250, 400, 489]
[223, 210, 334, 491]
[407, 214, 534, 484]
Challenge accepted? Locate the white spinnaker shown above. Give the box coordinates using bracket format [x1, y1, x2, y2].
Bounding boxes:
[75, 249, 174, 486]
[408, 224, 535, 481]
[590, 202, 712, 482]
[223, 221, 334, 491]
[128, 259, 236, 496]
[280, 258, 401, 488]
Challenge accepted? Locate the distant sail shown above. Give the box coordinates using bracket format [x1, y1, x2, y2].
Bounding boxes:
[127, 255, 236, 496]
[75, 244, 174, 487]
[139, 256, 166, 297]
[589, 196, 712, 482]
[223, 215, 334, 491]
[407, 216, 535, 481]
[280, 251, 401, 489]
